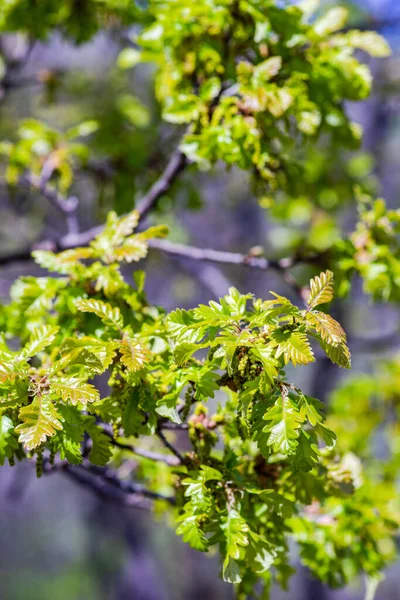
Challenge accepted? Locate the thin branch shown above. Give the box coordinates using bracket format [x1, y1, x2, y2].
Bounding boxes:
[156, 428, 185, 464]
[136, 148, 187, 220]
[0, 234, 314, 299]
[83, 463, 176, 503]
[41, 457, 175, 507]
[22, 171, 80, 235]
[160, 422, 189, 431]
[147, 238, 287, 269]
[105, 430, 181, 466]
[148, 239, 313, 296]
[58, 145, 188, 248]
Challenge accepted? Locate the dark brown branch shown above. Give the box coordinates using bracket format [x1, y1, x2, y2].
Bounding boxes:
[148, 238, 296, 271]
[83, 463, 176, 503]
[148, 239, 312, 299]
[41, 457, 175, 508]
[58, 146, 188, 248]
[0, 234, 313, 299]
[156, 428, 185, 464]
[105, 430, 181, 466]
[22, 171, 80, 235]
[136, 148, 187, 220]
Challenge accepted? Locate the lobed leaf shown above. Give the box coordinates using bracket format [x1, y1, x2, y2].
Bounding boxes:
[75, 298, 124, 330]
[15, 395, 63, 450]
[307, 271, 334, 309]
[50, 377, 100, 406]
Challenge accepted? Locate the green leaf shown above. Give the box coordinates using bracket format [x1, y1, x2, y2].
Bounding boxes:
[173, 342, 202, 365]
[0, 361, 26, 383]
[334, 31, 391, 58]
[315, 423, 337, 449]
[293, 430, 319, 472]
[251, 345, 279, 383]
[15, 395, 63, 450]
[21, 325, 59, 358]
[122, 390, 146, 436]
[32, 248, 94, 274]
[111, 237, 148, 263]
[299, 394, 325, 427]
[192, 367, 220, 401]
[320, 340, 351, 369]
[222, 557, 241, 584]
[84, 419, 112, 466]
[156, 390, 182, 424]
[57, 337, 117, 371]
[120, 336, 150, 372]
[163, 94, 202, 124]
[176, 514, 209, 551]
[306, 311, 346, 346]
[50, 377, 100, 406]
[117, 48, 142, 69]
[307, 271, 334, 309]
[54, 406, 85, 464]
[0, 415, 18, 465]
[10, 277, 63, 317]
[313, 7, 348, 36]
[222, 509, 250, 560]
[262, 393, 304, 455]
[253, 56, 282, 85]
[274, 331, 315, 366]
[167, 308, 203, 344]
[75, 298, 124, 329]
[247, 531, 275, 574]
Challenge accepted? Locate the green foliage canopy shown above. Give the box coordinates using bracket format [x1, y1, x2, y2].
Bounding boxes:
[0, 1, 398, 599]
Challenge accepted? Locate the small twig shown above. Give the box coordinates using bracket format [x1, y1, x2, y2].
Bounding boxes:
[105, 431, 181, 466]
[156, 428, 185, 464]
[22, 171, 80, 235]
[40, 457, 175, 507]
[83, 462, 176, 503]
[160, 422, 189, 431]
[136, 148, 187, 221]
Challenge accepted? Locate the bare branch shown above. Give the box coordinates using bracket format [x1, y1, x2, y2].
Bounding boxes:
[0, 233, 315, 299]
[105, 431, 181, 466]
[59, 146, 188, 248]
[41, 457, 175, 508]
[137, 148, 187, 220]
[83, 462, 176, 503]
[156, 428, 185, 464]
[22, 171, 80, 235]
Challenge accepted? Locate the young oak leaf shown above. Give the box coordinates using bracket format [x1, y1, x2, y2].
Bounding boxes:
[120, 335, 150, 372]
[221, 509, 249, 583]
[50, 377, 100, 406]
[0, 361, 26, 384]
[83, 417, 113, 466]
[221, 509, 250, 561]
[111, 237, 148, 263]
[57, 337, 117, 371]
[15, 395, 63, 450]
[21, 325, 60, 359]
[307, 271, 334, 309]
[262, 394, 304, 455]
[320, 340, 351, 369]
[0, 415, 18, 465]
[32, 247, 94, 274]
[293, 430, 320, 472]
[176, 514, 209, 552]
[273, 331, 315, 366]
[75, 298, 124, 330]
[305, 310, 346, 346]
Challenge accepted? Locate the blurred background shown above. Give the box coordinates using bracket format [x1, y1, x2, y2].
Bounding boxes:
[0, 1, 399, 598]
